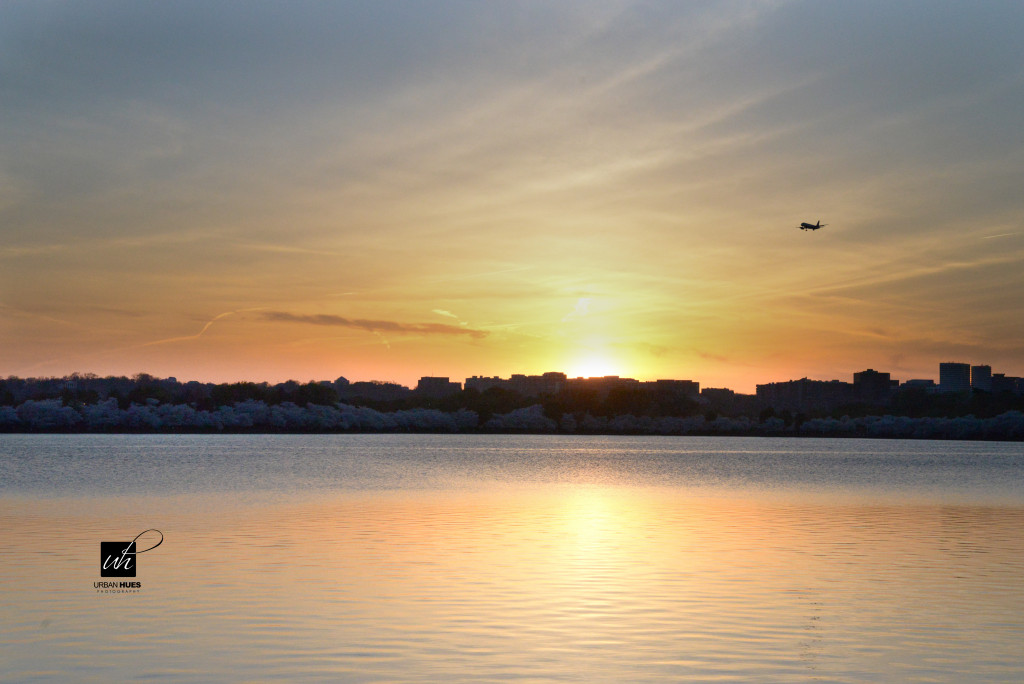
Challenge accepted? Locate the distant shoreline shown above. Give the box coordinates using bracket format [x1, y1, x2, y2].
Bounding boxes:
[4, 373, 1024, 441]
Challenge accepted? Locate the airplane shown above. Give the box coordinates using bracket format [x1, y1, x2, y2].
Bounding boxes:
[798, 220, 827, 231]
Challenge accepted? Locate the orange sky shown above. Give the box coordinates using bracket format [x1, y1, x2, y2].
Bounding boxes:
[2, 2, 1023, 393]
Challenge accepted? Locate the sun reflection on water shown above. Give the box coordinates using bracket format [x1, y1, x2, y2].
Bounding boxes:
[2, 434, 1024, 682]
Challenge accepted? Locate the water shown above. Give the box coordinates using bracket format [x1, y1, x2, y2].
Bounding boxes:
[2, 434, 1023, 682]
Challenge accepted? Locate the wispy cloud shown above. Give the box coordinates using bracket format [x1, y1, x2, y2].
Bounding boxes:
[807, 251, 1024, 299]
[0, 244, 71, 259]
[140, 308, 266, 348]
[237, 241, 345, 256]
[561, 297, 591, 322]
[263, 311, 488, 339]
[0, 301, 78, 327]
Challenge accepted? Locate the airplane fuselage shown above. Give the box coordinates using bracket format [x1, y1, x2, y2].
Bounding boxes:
[799, 220, 825, 231]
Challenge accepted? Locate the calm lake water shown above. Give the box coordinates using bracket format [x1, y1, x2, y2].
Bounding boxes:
[2, 434, 1023, 682]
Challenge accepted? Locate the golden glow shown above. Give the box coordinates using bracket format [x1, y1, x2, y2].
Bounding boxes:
[566, 351, 621, 379]
[6, 483, 1022, 680]
[557, 488, 643, 557]
[561, 330, 633, 379]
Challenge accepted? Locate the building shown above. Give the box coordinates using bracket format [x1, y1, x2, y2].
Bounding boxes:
[939, 362, 971, 393]
[341, 381, 412, 401]
[992, 374, 1024, 395]
[464, 372, 567, 397]
[565, 375, 642, 400]
[971, 365, 992, 392]
[648, 379, 700, 400]
[415, 377, 461, 398]
[464, 376, 506, 393]
[852, 369, 896, 405]
[756, 378, 854, 413]
[509, 372, 567, 397]
[701, 387, 757, 416]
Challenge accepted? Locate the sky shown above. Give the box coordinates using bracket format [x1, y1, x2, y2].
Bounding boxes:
[2, 0, 1023, 393]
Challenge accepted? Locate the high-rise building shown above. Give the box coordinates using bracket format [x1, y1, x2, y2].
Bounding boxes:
[970, 365, 992, 392]
[939, 362, 971, 393]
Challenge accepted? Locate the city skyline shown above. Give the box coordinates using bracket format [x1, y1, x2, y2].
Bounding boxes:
[3, 2, 1024, 394]
[13, 357, 1023, 399]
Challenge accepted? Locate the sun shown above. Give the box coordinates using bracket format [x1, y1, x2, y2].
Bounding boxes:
[566, 351, 622, 379]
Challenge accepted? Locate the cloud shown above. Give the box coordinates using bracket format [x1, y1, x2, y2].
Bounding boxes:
[263, 311, 488, 339]
[432, 309, 458, 319]
[141, 308, 265, 347]
[561, 297, 591, 322]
